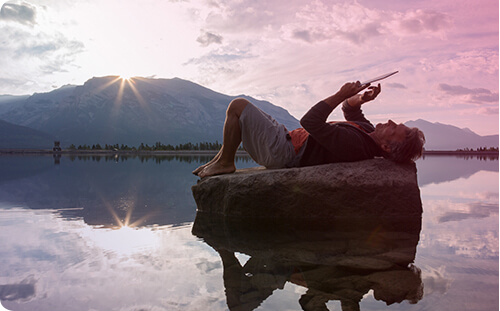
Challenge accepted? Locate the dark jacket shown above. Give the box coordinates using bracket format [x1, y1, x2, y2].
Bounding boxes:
[298, 100, 383, 167]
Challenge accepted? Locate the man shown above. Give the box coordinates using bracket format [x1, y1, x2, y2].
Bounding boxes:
[193, 81, 425, 178]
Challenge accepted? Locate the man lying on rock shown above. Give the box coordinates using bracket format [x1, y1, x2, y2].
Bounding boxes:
[193, 81, 425, 178]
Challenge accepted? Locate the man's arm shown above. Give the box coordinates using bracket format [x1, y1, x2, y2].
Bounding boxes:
[300, 82, 368, 129]
[300, 82, 369, 145]
[342, 84, 381, 123]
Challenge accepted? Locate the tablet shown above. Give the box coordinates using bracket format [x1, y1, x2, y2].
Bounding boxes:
[361, 71, 398, 86]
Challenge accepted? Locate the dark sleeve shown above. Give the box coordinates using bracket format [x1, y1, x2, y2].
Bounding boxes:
[300, 101, 336, 143]
[299, 100, 377, 161]
[300, 101, 360, 156]
[341, 100, 374, 126]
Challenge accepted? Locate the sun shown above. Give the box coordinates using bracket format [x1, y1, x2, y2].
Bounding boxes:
[94, 74, 148, 110]
[120, 74, 134, 81]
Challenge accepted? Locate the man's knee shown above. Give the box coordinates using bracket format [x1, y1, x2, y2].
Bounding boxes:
[227, 98, 250, 117]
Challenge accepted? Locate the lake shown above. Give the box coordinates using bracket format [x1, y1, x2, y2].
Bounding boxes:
[0, 154, 497, 311]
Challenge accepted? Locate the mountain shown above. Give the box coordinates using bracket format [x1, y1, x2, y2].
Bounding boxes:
[0, 118, 55, 149]
[0, 76, 497, 150]
[0, 76, 300, 147]
[405, 119, 499, 151]
[0, 94, 30, 115]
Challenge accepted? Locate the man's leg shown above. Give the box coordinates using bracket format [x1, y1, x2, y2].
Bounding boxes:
[195, 98, 249, 178]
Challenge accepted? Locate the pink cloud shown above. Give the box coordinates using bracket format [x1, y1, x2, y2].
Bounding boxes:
[398, 10, 452, 34]
[478, 106, 500, 115]
[438, 83, 499, 105]
[196, 31, 223, 47]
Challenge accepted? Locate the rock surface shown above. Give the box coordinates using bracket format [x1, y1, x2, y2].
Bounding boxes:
[191, 158, 422, 219]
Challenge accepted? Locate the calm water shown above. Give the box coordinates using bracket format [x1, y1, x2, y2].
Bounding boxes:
[0, 154, 497, 311]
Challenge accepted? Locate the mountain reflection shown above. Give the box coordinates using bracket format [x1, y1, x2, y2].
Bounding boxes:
[58, 154, 499, 188]
[0, 154, 496, 229]
[0, 154, 254, 227]
[193, 212, 423, 311]
[417, 154, 498, 186]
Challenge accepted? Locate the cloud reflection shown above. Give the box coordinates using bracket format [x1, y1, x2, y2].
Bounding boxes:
[0, 276, 36, 302]
[438, 202, 499, 223]
[0, 208, 228, 310]
[82, 225, 161, 257]
[422, 266, 452, 296]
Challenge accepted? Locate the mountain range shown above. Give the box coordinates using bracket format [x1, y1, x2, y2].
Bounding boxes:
[405, 119, 498, 151]
[0, 76, 497, 151]
[0, 76, 300, 148]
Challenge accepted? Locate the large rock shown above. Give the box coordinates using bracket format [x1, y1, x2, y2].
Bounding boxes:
[191, 158, 422, 219]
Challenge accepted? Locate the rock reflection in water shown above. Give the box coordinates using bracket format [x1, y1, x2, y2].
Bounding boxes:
[192, 213, 423, 311]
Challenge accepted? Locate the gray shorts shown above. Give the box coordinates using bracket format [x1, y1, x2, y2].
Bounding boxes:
[239, 103, 296, 168]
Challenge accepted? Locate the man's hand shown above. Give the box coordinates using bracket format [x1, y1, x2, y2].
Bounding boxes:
[337, 81, 369, 100]
[347, 83, 381, 108]
[322, 81, 374, 109]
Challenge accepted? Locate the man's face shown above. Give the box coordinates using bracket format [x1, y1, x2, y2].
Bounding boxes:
[374, 120, 408, 144]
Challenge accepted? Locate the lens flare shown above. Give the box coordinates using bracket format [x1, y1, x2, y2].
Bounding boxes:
[119, 74, 133, 81]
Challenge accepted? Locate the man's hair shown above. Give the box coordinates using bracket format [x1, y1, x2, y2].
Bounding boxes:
[385, 127, 425, 163]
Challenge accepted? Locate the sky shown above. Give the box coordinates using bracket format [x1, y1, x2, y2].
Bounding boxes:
[0, 0, 498, 135]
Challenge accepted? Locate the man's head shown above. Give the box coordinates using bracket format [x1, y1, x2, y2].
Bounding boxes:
[371, 120, 425, 163]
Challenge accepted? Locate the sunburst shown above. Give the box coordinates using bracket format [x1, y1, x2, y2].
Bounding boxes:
[91, 75, 149, 111]
[119, 74, 133, 81]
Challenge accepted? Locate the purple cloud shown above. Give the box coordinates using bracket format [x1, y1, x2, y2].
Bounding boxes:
[399, 10, 452, 34]
[438, 83, 499, 103]
[438, 202, 498, 223]
[0, 2, 36, 26]
[196, 31, 223, 47]
[292, 30, 312, 43]
[387, 83, 407, 89]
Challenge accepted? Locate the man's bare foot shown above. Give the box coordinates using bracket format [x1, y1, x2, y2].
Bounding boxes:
[198, 161, 236, 178]
[192, 151, 222, 175]
[193, 163, 208, 175]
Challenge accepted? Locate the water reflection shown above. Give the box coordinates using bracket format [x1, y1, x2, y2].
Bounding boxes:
[0, 276, 36, 302]
[0, 155, 497, 310]
[193, 212, 423, 311]
[422, 153, 499, 161]
[63, 153, 253, 165]
[1, 153, 494, 189]
[0, 154, 254, 228]
[59, 153, 498, 189]
[0, 208, 221, 311]
[417, 154, 498, 187]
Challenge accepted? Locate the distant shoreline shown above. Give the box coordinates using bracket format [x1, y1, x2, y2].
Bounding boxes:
[0, 149, 498, 156]
[422, 150, 499, 156]
[0, 149, 243, 156]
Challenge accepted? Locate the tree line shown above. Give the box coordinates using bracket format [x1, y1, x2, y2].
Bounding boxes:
[66, 143, 499, 153]
[455, 147, 499, 152]
[65, 154, 254, 164]
[67, 141, 224, 151]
